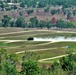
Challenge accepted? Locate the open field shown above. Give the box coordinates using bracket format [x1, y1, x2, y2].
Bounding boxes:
[0, 28, 76, 40]
[0, 27, 25, 33]
[0, 28, 76, 64]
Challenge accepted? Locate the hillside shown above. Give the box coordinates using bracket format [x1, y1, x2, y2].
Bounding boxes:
[0, 0, 76, 75]
[0, 0, 76, 29]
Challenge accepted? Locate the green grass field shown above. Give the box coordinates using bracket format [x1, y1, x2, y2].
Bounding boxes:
[0, 28, 76, 63]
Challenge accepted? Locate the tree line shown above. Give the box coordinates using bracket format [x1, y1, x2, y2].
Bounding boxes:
[0, 0, 76, 8]
[0, 15, 76, 29]
[0, 0, 76, 11]
[0, 48, 76, 75]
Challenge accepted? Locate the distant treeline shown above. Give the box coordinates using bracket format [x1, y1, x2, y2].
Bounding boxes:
[0, 0, 76, 9]
[0, 15, 76, 29]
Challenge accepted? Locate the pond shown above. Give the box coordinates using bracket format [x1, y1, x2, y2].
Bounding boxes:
[33, 36, 76, 42]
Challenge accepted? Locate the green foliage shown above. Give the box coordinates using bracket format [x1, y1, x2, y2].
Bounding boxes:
[56, 19, 73, 28]
[59, 49, 76, 74]
[46, 20, 52, 29]
[0, 14, 75, 28]
[0, 0, 76, 9]
[1, 15, 11, 27]
[7, 0, 11, 3]
[69, 22, 76, 28]
[0, 2, 5, 9]
[4, 61, 18, 75]
[19, 11, 23, 16]
[11, 5, 17, 10]
[60, 56, 73, 71]
[29, 17, 39, 28]
[10, 21, 15, 27]
[37, 1, 46, 8]
[0, 49, 19, 75]
[41, 65, 50, 75]
[67, 12, 71, 20]
[44, 6, 50, 13]
[13, 0, 18, 3]
[73, 9, 76, 16]
[51, 9, 57, 15]
[63, 10, 67, 15]
[21, 60, 40, 75]
[26, 9, 34, 15]
[5, 7, 11, 11]
[51, 49, 76, 75]
[20, 2, 25, 7]
[0, 47, 76, 75]
[21, 52, 40, 75]
[15, 17, 25, 28]
[38, 20, 46, 29]
[51, 61, 60, 70]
